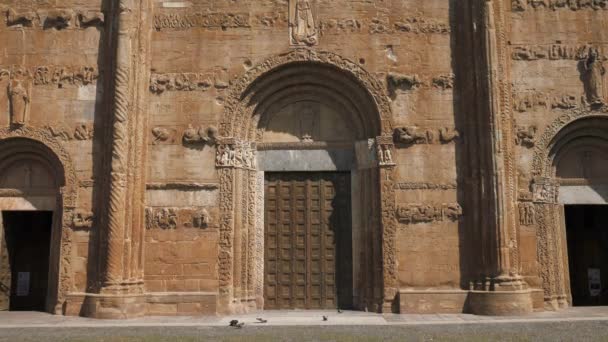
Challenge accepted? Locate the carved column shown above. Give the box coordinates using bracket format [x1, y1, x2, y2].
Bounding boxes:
[95, 0, 151, 318]
[467, 0, 532, 315]
[376, 136, 398, 313]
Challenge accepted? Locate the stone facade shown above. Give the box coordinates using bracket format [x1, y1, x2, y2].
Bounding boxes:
[0, 0, 606, 318]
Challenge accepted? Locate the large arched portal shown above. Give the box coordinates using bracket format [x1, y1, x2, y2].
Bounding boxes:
[216, 50, 397, 313]
[532, 113, 608, 310]
[0, 135, 77, 314]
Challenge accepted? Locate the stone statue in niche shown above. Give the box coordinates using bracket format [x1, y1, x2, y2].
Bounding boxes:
[583, 48, 606, 106]
[8, 69, 31, 126]
[290, 0, 318, 46]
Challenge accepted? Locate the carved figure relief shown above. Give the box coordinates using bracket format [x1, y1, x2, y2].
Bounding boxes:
[512, 44, 593, 61]
[6, 8, 36, 27]
[513, 0, 608, 11]
[518, 202, 535, 226]
[151, 127, 172, 144]
[8, 69, 31, 126]
[396, 203, 463, 224]
[78, 11, 105, 28]
[73, 124, 94, 140]
[72, 210, 94, 229]
[150, 70, 229, 94]
[183, 125, 218, 145]
[515, 125, 537, 148]
[153, 12, 250, 31]
[432, 74, 455, 89]
[394, 127, 460, 145]
[289, 0, 318, 46]
[216, 141, 256, 169]
[44, 124, 94, 141]
[583, 48, 606, 106]
[192, 209, 211, 228]
[41, 9, 74, 29]
[145, 208, 178, 230]
[513, 91, 586, 112]
[386, 73, 422, 96]
[532, 178, 559, 204]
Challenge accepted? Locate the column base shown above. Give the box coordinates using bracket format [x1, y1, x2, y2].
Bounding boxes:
[65, 292, 146, 319]
[467, 290, 533, 316]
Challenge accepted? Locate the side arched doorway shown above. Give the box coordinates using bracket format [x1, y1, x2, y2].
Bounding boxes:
[216, 50, 397, 313]
[532, 113, 608, 309]
[0, 136, 75, 313]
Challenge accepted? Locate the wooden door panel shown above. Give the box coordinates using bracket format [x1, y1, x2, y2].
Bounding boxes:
[264, 172, 351, 310]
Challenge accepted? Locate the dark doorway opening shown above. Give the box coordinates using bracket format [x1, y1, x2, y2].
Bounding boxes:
[0, 211, 53, 311]
[264, 172, 353, 310]
[565, 205, 608, 306]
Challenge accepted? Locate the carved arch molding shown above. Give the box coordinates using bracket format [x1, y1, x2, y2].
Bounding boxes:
[0, 126, 78, 314]
[529, 107, 608, 309]
[216, 49, 398, 313]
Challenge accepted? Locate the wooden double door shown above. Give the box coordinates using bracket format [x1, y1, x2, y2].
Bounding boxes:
[264, 172, 352, 310]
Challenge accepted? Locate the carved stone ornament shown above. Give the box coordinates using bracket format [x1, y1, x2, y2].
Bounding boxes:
[7, 68, 31, 126]
[216, 140, 257, 169]
[44, 124, 94, 141]
[6, 8, 105, 29]
[394, 127, 460, 145]
[72, 210, 94, 229]
[183, 125, 218, 145]
[532, 177, 559, 204]
[192, 208, 211, 228]
[145, 208, 178, 230]
[582, 47, 606, 106]
[153, 12, 250, 31]
[515, 125, 537, 148]
[376, 136, 395, 166]
[396, 203, 463, 224]
[289, 0, 318, 46]
[512, 0, 608, 11]
[149, 70, 229, 94]
[518, 202, 535, 226]
[386, 73, 422, 95]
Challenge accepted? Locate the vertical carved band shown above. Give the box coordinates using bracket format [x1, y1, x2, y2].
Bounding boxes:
[103, 1, 133, 287]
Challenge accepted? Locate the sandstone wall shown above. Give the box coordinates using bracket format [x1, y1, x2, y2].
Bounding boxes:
[0, 0, 104, 294]
[510, 2, 608, 289]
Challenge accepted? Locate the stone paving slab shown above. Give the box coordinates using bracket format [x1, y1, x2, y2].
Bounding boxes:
[0, 307, 607, 328]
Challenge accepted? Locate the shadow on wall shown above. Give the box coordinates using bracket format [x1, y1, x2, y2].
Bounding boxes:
[449, 0, 479, 296]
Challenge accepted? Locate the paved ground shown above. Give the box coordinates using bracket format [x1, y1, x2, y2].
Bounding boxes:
[0, 307, 608, 341]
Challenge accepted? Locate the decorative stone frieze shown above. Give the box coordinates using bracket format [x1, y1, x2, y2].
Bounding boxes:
[393, 127, 460, 145]
[71, 210, 94, 229]
[532, 177, 559, 204]
[153, 12, 250, 31]
[512, 0, 608, 11]
[396, 203, 463, 224]
[149, 70, 229, 94]
[518, 202, 535, 226]
[215, 139, 256, 169]
[5, 8, 105, 29]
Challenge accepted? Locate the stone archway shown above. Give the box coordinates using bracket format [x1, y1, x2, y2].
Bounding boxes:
[216, 49, 398, 313]
[0, 127, 78, 314]
[530, 109, 608, 309]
